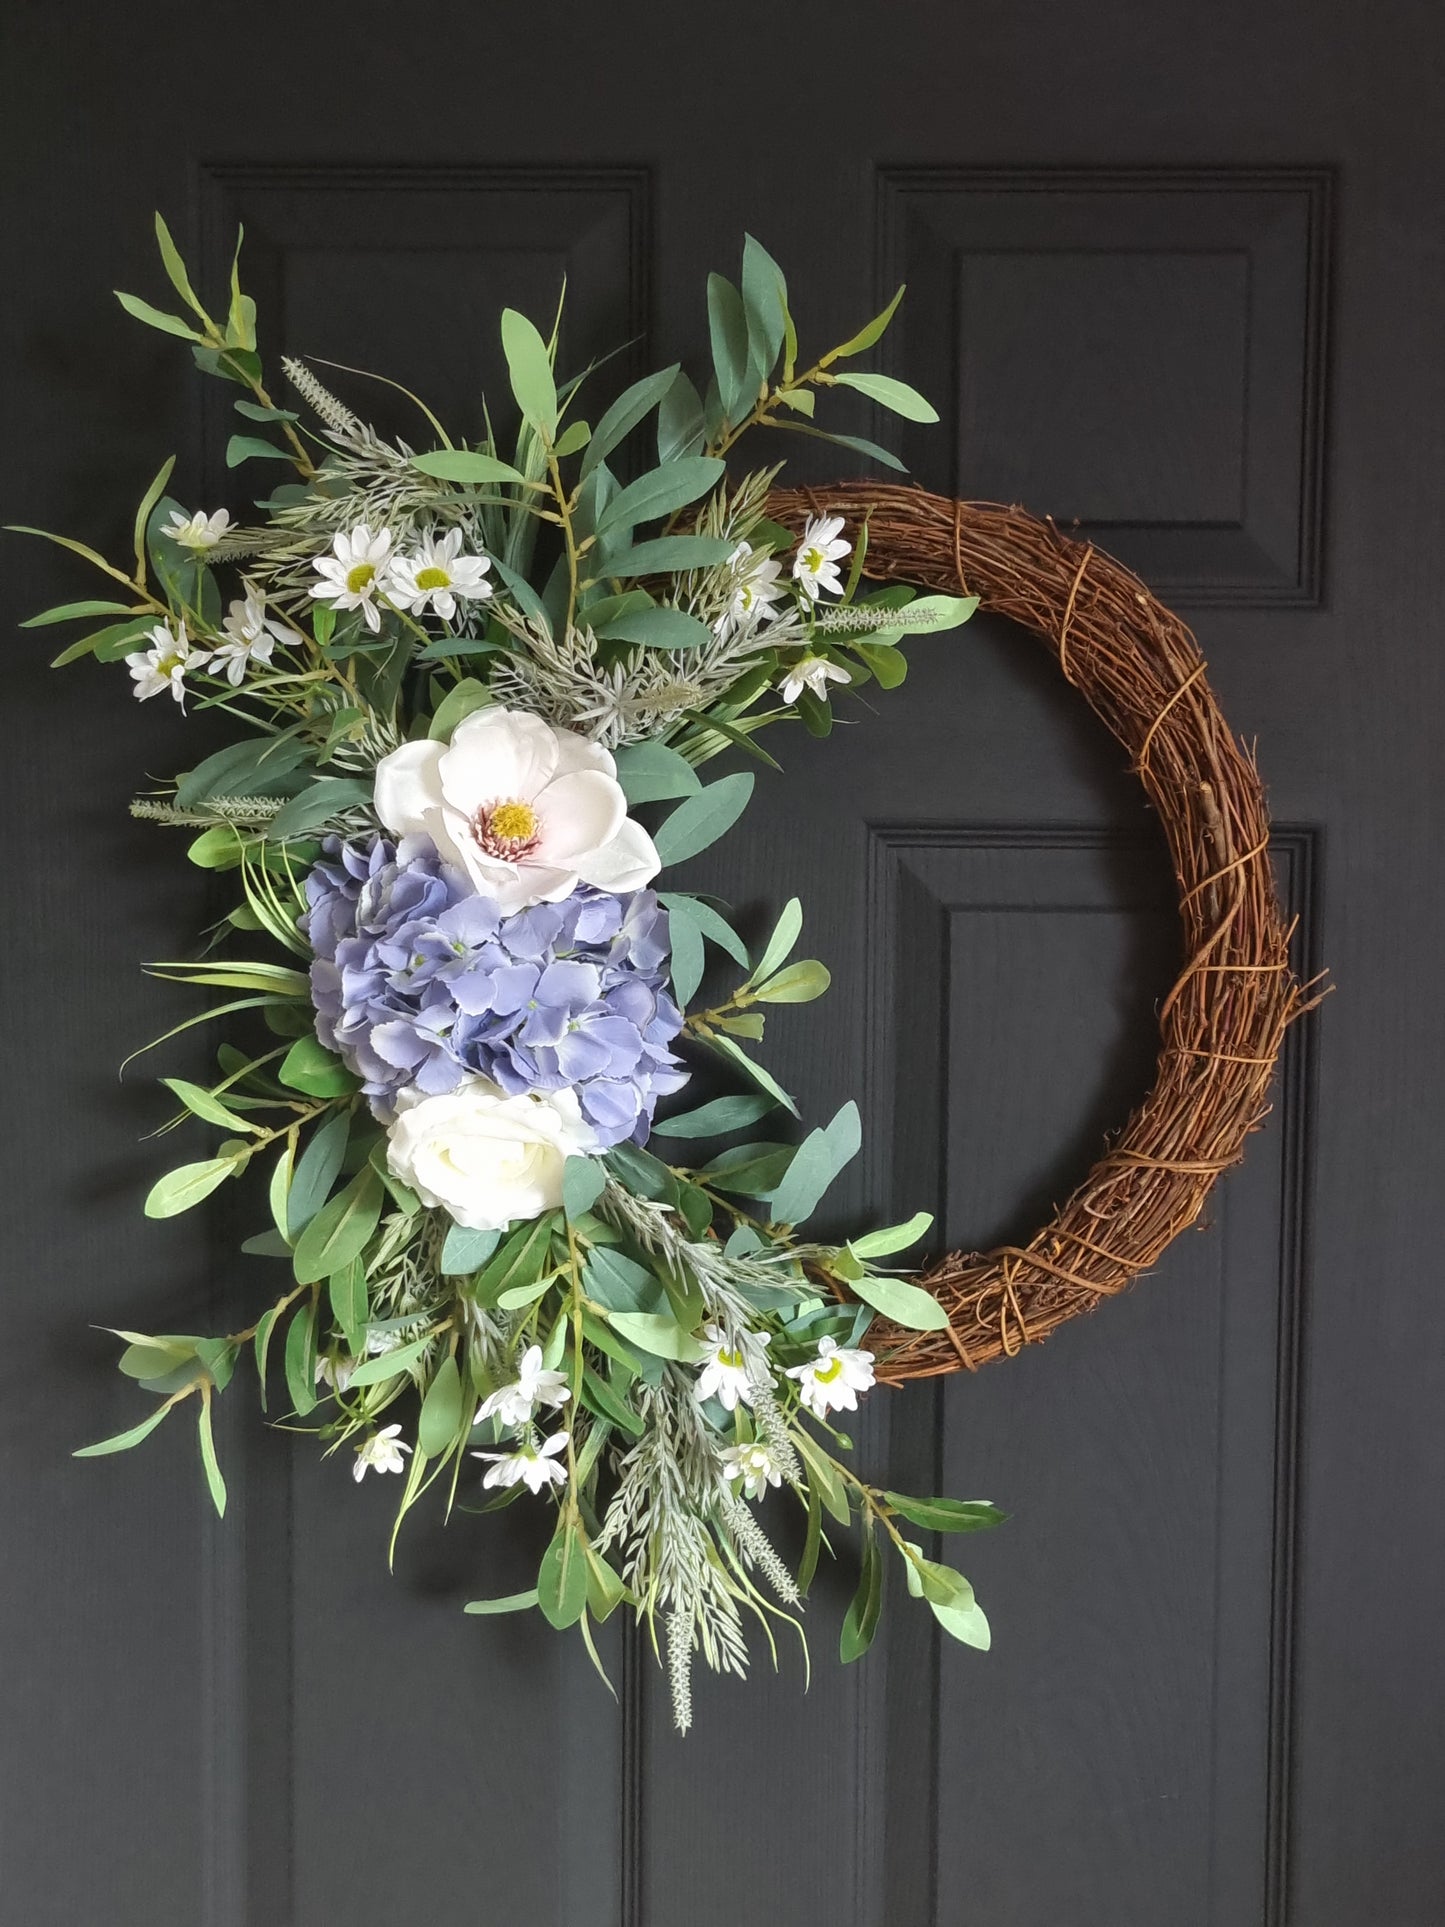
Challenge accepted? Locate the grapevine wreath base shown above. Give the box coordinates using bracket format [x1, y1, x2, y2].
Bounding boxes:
[769, 484, 1315, 1382]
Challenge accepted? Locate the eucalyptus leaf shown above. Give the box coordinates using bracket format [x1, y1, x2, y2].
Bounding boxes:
[464, 1589, 540, 1616]
[278, 1035, 358, 1098]
[657, 368, 707, 464]
[288, 1112, 350, 1237]
[657, 892, 749, 967]
[650, 1093, 776, 1139]
[144, 1157, 238, 1219]
[582, 363, 680, 477]
[831, 370, 939, 422]
[410, 448, 527, 486]
[418, 1355, 465, 1456]
[848, 1273, 950, 1332]
[291, 1167, 382, 1285]
[74, 1401, 178, 1458]
[883, 1494, 1006, 1534]
[751, 898, 801, 986]
[613, 741, 701, 805]
[826, 284, 905, 361]
[594, 533, 735, 578]
[346, 1333, 433, 1387]
[652, 772, 754, 867]
[441, 1224, 501, 1276]
[562, 1157, 606, 1220]
[767, 1101, 860, 1227]
[607, 1312, 706, 1363]
[849, 1212, 934, 1258]
[594, 457, 725, 541]
[500, 308, 558, 436]
[537, 1515, 589, 1629]
[707, 1032, 798, 1117]
[593, 605, 713, 652]
[751, 959, 831, 1004]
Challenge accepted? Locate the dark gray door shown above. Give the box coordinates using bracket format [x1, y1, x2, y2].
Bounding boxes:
[4, 5, 1441, 1924]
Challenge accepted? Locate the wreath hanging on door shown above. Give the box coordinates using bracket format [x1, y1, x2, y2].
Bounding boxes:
[16, 225, 1303, 1732]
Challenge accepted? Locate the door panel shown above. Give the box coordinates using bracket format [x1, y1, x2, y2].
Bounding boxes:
[4, 5, 1442, 1924]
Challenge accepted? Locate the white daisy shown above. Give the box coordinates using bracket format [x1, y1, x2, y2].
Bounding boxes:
[721, 1441, 784, 1501]
[315, 1353, 355, 1395]
[784, 1335, 875, 1419]
[475, 1344, 571, 1429]
[694, 1323, 770, 1412]
[792, 513, 851, 603]
[472, 1431, 570, 1494]
[385, 528, 493, 621]
[163, 507, 232, 553]
[125, 620, 195, 708]
[715, 540, 784, 637]
[778, 654, 851, 706]
[206, 584, 302, 687]
[352, 1423, 412, 1482]
[309, 523, 395, 633]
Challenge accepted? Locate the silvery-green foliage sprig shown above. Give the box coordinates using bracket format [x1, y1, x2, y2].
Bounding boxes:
[14, 218, 1001, 1731]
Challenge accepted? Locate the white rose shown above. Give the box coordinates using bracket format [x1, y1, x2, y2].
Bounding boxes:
[373, 705, 660, 915]
[385, 1076, 594, 1231]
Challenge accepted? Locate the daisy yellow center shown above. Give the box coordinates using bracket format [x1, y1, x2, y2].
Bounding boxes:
[489, 800, 538, 841]
[803, 546, 825, 571]
[814, 1355, 843, 1384]
[345, 562, 376, 595]
[414, 565, 450, 590]
[158, 652, 184, 677]
[719, 1346, 744, 1370]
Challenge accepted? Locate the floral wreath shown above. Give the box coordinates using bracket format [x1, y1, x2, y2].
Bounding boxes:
[18, 223, 1298, 1734]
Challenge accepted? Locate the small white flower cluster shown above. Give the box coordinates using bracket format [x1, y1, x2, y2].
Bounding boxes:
[125, 584, 304, 710]
[725, 511, 855, 710]
[694, 1321, 875, 1502]
[310, 524, 493, 634]
[469, 1343, 572, 1495]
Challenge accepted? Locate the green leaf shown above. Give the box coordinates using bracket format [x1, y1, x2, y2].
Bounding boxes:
[288, 1113, 349, 1237]
[652, 772, 754, 867]
[613, 742, 702, 806]
[153, 212, 209, 321]
[752, 959, 831, 1005]
[278, 1035, 358, 1099]
[418, 1355, 465, 1456]
[657, 892, 749, 968]
[197, 1393, 227, 1518]
[650, 1093, 776, 1139]
[740, 235, 788, 381]
[346, 1333, 433, 1387]
[226, 434, 292, 468]
[583, 1246, 661, 1314]
[175, 733, 313, 811]
[657, 368, 707, 464]
[292, 1167, 383, 1285]
[580, 1366, 645, 1441]
[563, 1157, 606, 1220]
[282, 1297, 318, 1415]
[582, 363, 681, 477]
[768, 1101, 860, 1228]
[74, 1401, 178, 1459]
[848, 1273, 949, 1332]
[148, 959, 311, 996]
[794, 1428, 851, 1526]
[781, 423, 908, 472]
[751, 899, 801, 986]
[827, 285, 906, 362]
[160, 1078, 258, 1134]
[409, 448, 527, 485]
[831, 370, 939, 422]
[594, 533, 736, 578]
[552, 418, 591, 460]
[328, 1254, 369, 1353]
[930, 1590, 991, 1650]
[607, 1312, 706, 1362]
[584, 1546, 630, 1619]
[707, 1032, 798, 1117]
[234, 398, 297, 423]
[666, 911, 704, 1005]
[839, 1529, 884, 1663]
[464, 1589, 540, 1616]
[22, 598, 137, 628]
[850, 1212, 934, 1259]
[595, 457, 726, 542]
[500, 308, 558, 436]
[593, 605, 714, 652]
[537, 1516, 589, 1630]
[114, 290, 202, 340]
[883, 1494, 1006, 1534]
[144, 1157, 238, 1218]
[428, 677, 493, 741]
[265, 778, 374, 841]
[133, 455, 178, 579]
[440, 1224, 501, 1276]
[707, 273, 753, 421]
[473, 1213, 560, 1308]
[696, 1141, 796, 1198]
[855, 642, 908, 689]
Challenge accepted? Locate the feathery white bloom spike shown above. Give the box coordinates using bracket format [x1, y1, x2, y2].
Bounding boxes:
[472, 1430, 570, 1493]
[309, 523, 395, 632]
[792, 513, 850, 602]
[475, 1344, 571, 1429]
[164, 507, 232, 552]
[386, 528, 493, 621]
[126, 620, 195, 708]
[694, 1324, 770, 1413]
[778, 653, 850, 706]
[721, 1440, 784, 1500]
[353, 1423, 411, 1482]
[715, 540, 784, 637]
[785, 1335, 875, 1418]
[206, 585, 303, 686]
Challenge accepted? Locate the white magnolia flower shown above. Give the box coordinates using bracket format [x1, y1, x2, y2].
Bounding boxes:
[309, 523, 395, 633]
[695, 1323, 770, 1412]
[778, 653, 850, 706]
[373, 705, 660, 914]
[352, 1423, 412, 1482]
[785, 1335, 876, 1418]
[126, 620, 195, 708]
[473, 1431, 570, 1494]
[476, 1343, 572, 1428]
[315, 1352, 356, 1395]
[715, 540, 784, 636]
[722, 1440, 784, 1501]
[385, 528, 493, 621]
[792, 513, 851, 602]
[206, 585, 302, 686]
[164, 506, 232, 552]
[385, 1075, 593, 1232]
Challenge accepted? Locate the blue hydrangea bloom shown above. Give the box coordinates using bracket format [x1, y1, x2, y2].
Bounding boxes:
[305, 834, 688, 1147]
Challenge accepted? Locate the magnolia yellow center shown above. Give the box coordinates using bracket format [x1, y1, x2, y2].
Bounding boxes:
[414, 565, 450, 590]
[346, 562, 376, 595]
[489, 800, 538, 842]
